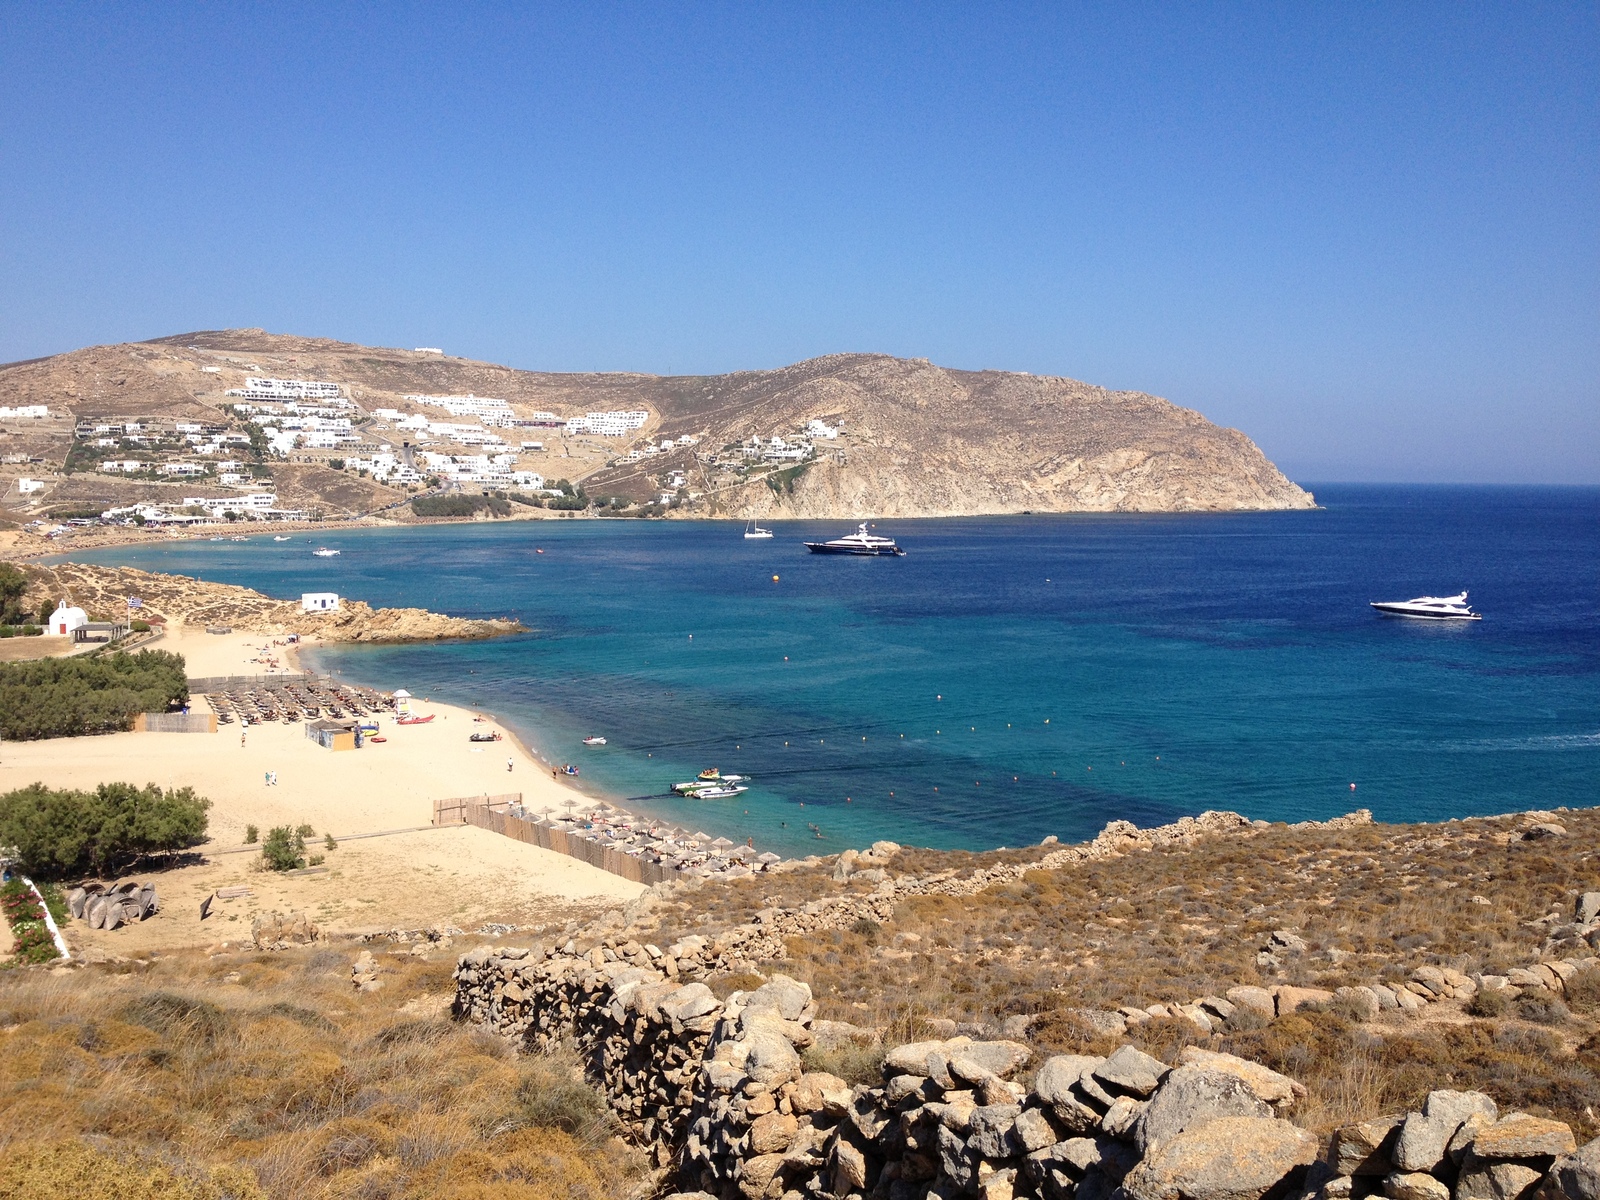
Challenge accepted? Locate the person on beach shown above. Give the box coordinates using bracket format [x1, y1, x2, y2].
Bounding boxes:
[507, 757, 514, 773]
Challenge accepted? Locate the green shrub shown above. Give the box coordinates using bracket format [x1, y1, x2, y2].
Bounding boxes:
[261, 826, 305, 872]
[1517, 992, 1571, 1025]
[410, 494, 512, 518]
[324, 834, 338, 851]
[0, 649, 188, 740]
[244, 824, 258, 844]
[515, 1057, 610, 1137]
[1564, 968, 1600, 1014]
[0, 781, 210, 879]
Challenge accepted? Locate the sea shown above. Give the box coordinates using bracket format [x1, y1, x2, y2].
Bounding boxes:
[64, 485, 1600, 858]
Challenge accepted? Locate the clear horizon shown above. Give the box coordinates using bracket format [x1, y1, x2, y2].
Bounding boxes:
[1, 4, 1594, 485]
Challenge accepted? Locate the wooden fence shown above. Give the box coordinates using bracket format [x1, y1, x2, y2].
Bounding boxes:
[434, 793, 676, 886]
[134, 712, 217, 733]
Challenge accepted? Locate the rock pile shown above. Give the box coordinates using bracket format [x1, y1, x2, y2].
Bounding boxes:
[250, 910, 320, 949]
[67, 880, 159, 930]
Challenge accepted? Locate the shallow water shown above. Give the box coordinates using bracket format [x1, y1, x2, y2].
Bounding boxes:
[71, 484, 1600, 856]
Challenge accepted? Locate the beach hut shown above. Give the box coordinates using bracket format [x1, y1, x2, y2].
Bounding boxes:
[300, 592, 340, 613]
[392, 688, 413, 717]
[306, 717, 362, 751]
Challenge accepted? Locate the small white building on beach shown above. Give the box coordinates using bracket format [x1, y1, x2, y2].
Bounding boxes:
[301, 592, 340, 613]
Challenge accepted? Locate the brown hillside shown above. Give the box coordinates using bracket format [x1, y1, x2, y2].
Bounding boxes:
[2, 329, 1313, 520]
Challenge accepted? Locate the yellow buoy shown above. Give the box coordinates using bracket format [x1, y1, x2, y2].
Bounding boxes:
[772, 575, 780, 582]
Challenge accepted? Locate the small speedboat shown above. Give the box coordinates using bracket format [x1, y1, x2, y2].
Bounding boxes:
[313, 547, 340, 557]
[209, 536, 224, 542]
[804, 522, 905, 556]
[582, 736, 607, 746]
[743, 520, 774, 540]
[691, 785, 747, 799]
[274, 535, 291, 542]
[230, 536, 249, 542]
[1370, 592, 1482, 621]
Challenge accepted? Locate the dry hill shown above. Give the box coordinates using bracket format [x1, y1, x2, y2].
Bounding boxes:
[1, 330, 1312, 522]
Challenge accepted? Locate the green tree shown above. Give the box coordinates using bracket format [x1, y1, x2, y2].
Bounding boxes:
[261, 825, 305, 872]
[0, 781, 210, 879]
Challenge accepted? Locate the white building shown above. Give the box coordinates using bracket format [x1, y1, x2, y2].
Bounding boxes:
[564, 410, 649, 437]
[406, 394, 515, 426]
[0, 405, 49, 420]
[225, 377, 345, 402]
[17, 478, 44, 494]
[100, 460, 146, 473]
[806, 420, 840, 440]
[512, 471, 544, 489]
[50, 600, 88, 637]
[301, 592, 340, 613]
[159, 462, 208, 477]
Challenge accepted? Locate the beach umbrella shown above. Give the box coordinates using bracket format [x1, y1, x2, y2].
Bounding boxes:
[710, 836, 735, 849]
[756, 852, 782, 864]
[693, 831, 712, 843]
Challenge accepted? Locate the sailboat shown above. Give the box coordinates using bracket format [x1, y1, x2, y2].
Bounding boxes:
[743, 519, 774, 540]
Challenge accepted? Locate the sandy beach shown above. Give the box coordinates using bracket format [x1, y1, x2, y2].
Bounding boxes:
[1, 625, 643, 956]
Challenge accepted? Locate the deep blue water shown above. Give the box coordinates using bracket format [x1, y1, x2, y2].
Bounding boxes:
[66, 485, 1600, 856]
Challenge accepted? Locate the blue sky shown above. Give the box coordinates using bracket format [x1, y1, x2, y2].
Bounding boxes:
[1, 3, 1595, 482]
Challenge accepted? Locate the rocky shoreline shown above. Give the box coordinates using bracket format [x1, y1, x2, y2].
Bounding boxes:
[20, 560, 523, 641]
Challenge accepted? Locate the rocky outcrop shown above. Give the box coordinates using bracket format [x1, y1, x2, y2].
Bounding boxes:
[24, 561, 521, 640]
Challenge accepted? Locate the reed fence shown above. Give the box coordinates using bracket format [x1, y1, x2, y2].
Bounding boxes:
[434, 793, 676, 886]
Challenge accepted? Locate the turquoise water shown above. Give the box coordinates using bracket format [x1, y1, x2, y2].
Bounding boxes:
[68, 485, 1600, 856]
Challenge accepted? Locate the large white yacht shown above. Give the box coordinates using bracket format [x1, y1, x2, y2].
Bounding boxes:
[1370, 592, 1481, 621]
[804, 522, 906, 556]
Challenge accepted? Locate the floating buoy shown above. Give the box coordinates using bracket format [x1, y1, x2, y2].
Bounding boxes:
[1350, 782, 1357, 790]
[862, 736, 867, 741]
[936, 694, 942, 700]
[784, 656, 788, 661]
[688, 634, 693, 639]
[1044, 718, 1050, 724]
[772, 575, 780, 582]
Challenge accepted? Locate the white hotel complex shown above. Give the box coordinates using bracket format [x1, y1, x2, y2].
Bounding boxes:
[0, 405, 50, 419]
[225, 377, 347, 402]
[565, 410, 649, 436]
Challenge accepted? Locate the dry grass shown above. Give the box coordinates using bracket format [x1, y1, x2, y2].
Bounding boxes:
[0, 944, 646, 1200]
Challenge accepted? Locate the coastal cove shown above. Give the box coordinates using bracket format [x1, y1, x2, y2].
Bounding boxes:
[61, 484, 1600, 858]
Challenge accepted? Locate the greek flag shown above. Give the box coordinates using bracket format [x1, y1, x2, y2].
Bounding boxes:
[127, 597, 143, 609]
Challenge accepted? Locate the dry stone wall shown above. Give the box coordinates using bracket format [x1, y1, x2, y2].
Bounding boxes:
[453, 943, 1597, 1199]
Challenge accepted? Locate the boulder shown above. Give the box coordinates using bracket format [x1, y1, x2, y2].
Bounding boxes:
[1274, 986, 1334, 1015]
[1121, 1116, 1319, 1200]
[1394, 1091, 1498, 1173]
[1382, 1171, 1450, 1200]
[1101, 1095, 1146, 1138]
[1176, 1047, 1306, 1108]
[1469, 1115, 1576, 1160]
[743, 1026, 803, 1089]
[1227, 986, 1277, 1019]
[1369, 984, 1400, 1011]
[1034, 1055, 1106, 1132]
[1578, 893, 1600, 926]
[1132, 1066, 1273, 1154]
[1093, 1044, 1169, 1098]
[737, 1153, 786, 1200]
[968, 1104, 1022, 1159]
[1394, 988, 1426, 1013]
[745, 975, 813, 1021]
[958, 1039, 1032, 1079]
[1328, 1116, 1402, 1176]
[1335, 986, 1381, 1020]
[747, 1111, 799, 1155]
[1014, 1106, 1063, 1153]
[1454, 1153, 1544, 1200]
[1544, 1135, 1600, 1200]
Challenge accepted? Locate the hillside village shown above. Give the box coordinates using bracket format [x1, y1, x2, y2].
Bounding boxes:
[0, 330, 1315, 542]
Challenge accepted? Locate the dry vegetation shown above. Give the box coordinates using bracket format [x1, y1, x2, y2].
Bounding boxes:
[0, 944, 647, 1200]
[632, 809, 1600, 1140]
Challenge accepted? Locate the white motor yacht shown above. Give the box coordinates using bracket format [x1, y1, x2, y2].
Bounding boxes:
[312, 547, 341, 558]
[1370, 592, 1481, 621]
[804, 522, 906, 556]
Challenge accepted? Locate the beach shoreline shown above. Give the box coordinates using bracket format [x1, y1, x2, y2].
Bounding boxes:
[1, 624, 647, 957]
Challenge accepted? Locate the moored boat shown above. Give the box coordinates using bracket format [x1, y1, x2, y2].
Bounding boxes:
[1370, 592, 1482, 621]
[804, 522, 905, 556]
[582, 736, 607, 746]
[744, 520, 774, 540]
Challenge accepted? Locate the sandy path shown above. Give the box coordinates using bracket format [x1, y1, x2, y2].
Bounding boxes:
[1, 627, 642, 956]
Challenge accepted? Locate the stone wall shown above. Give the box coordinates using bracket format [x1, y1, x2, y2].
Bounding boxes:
[453, 942, 1597, 1199]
